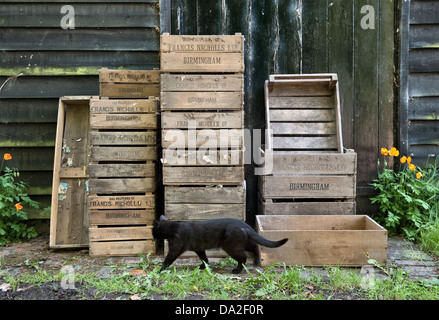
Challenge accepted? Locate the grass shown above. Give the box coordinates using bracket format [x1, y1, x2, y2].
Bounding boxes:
[1, 254, 438, 300]
[420, 219, 439, 256]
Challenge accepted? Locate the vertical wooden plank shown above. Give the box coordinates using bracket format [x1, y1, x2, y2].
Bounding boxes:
[197, 0, 223, 34]
[302, 0, 328, 73]
[171, 0, 198, 34]
[160, 0, 172, 34]
[354, 0, 379, 185]
[223, 0, 249, 35]
[277, 0, 302, 74]
[378, 0, 395, 156]
[399, 0, 410, 157]
[248, 0, 277, 224]
[328, 0, 355, 149]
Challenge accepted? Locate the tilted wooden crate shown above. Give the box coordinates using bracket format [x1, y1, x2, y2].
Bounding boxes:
[88, 97, 159, 256]
[256, 215, 387, 266]
[50, 96, 93, 249]
[259, 74, 357, 215]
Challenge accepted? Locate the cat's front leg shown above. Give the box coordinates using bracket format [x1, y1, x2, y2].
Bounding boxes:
[195, 251, 209, 269]
[160, 247, 185, 272]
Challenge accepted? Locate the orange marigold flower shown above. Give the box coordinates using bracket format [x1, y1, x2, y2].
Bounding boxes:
[389, 147, 399, 157]
[416, 172, 423, 179]
[407, 156, 412, 164]
[409, 164, 416, 171]
[3, 153, 12, 160]
[381, 148, 389, 156]
[400, 156, 407, 164]
[15, 203, 23, 211]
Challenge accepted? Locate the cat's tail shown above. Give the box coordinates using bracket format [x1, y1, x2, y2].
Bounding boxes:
[246, 229, 288, 248]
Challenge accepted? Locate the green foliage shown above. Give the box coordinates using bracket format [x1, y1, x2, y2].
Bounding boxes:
[0, 156, 39, 245]
[420, 219, 439, 256]
[371, 151, 439, 241]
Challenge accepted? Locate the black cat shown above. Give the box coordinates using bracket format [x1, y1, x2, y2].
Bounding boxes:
[153, 216, 288, 274]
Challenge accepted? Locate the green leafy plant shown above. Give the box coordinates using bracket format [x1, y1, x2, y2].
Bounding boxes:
[371, 148, 439, 241]
[0, 153, 39, 245]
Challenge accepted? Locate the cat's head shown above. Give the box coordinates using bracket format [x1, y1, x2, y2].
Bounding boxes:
[152, 215, 168, 239]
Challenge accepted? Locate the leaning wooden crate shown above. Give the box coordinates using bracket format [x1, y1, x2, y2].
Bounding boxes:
[258, 74, 357, 215]
[50, 96, 94, 249]
[256, 215, 387, 266]
[99, 68, 160, 99]
[88, 98, 159, 256]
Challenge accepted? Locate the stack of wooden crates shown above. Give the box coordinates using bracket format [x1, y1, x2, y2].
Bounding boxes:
[255, 74, 388, 267]
[160, 33, 246, 255]
[258, 74, 357, 215]
[87, 69, 160, 256]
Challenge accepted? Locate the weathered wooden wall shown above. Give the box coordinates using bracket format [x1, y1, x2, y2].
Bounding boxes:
[164, 0, 395, 218]
[0, 0, 397, 223]
[0, 0, 160, 219]
[400, 0, 439, 166]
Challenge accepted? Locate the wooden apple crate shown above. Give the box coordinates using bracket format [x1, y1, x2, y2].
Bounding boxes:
[50, 96, 94, 249]
[256, 215, 387, 266]
[163, 184, 246, 259]
[164, 184, 245, 221]
[258, 74, 357, 215]
[88, 97, 159, 256]
[99, 68, 160, 99]
[160, 33, 244, 73]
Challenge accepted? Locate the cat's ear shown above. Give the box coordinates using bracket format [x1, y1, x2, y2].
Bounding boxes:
[160, 215, 167, 221]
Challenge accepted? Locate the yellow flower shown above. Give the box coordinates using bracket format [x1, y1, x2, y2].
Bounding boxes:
[409, 164, 416, 171]
[15, 203, 23, 211]
[407, 156, 412, 164]
[400, 156, 407, 164]
[193, 286, 198, 291]
[389, 147, 399, 157]
[416, 172, 423, 179]
[3, 153, 12, 160]
[381, 148, 389, 156]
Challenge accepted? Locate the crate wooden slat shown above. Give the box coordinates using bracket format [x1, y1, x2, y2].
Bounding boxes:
[50, 96, 94, 249]
[164, 185, 245, 221]
[99, 69, 160, 98]
[259, 74, 357, 215]
[256, 215, 387, 266]
[162, 149, 243, 166]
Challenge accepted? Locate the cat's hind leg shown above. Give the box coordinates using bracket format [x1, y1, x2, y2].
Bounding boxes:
[195, 251, 209, 269]
[246, 240, 261, 267]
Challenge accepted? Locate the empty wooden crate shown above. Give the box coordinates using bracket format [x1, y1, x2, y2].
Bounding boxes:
[256, 215, 387, 266]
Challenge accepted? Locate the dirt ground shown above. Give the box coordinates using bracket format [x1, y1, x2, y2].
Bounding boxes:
[0, 235, 438, 300]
